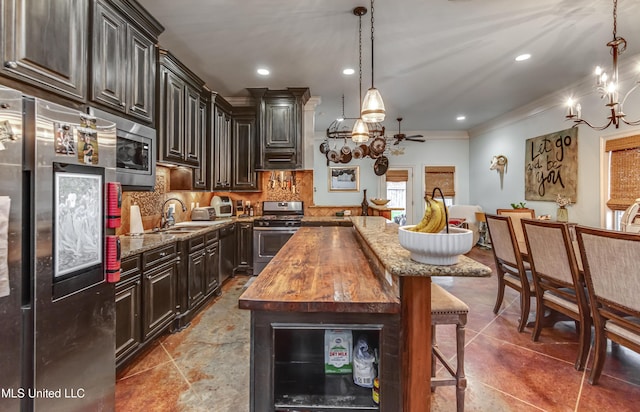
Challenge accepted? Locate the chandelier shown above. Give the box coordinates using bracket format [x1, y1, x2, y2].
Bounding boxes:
[361, 0, 385, 123]
[565, 0, 640, 130]
[326, 6, 384, 143]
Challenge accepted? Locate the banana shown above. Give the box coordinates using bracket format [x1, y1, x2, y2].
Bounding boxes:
[409, 197, 432, 232]
[422, 199, 442, 233]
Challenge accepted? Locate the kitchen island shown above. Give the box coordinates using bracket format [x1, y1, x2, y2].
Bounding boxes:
[239, 217, 491, 411]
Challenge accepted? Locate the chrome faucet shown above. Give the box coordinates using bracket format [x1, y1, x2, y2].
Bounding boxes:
[160, 197, 187, 229]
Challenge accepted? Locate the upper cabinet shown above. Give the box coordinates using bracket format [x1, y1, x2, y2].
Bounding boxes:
[157, 49, 206, 168]
[248, 87, 310, 170]
[192, 93, 209, 190]
[211, 94, 232, 190]
[91, 0, 163, 124]
[232, 106, 260, 191]
[0, 0, 87, 101]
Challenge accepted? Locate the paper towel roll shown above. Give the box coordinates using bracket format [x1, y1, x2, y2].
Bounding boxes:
[129, 204, 144, 235]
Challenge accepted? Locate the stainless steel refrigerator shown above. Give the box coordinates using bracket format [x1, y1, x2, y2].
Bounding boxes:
[0, 85, 117, 411]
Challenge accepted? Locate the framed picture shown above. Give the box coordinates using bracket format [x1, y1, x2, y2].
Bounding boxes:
[53, 163, 103, 279]
[329, 166, 359, 192]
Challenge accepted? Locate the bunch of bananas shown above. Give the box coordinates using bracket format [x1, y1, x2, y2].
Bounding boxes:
[409, 197, 448, 233]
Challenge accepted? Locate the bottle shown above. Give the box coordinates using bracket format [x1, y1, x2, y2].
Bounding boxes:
[361, 189, 368, 216]
[249, 205, 254, 217]
[372, 376, 380, 405]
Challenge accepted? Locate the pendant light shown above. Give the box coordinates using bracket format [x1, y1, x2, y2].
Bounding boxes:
[361, 0, 385, 123]
[352, 6, 370, 143]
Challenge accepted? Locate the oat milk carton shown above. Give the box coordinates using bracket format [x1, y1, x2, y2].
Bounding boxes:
[324, 329, 353, 374]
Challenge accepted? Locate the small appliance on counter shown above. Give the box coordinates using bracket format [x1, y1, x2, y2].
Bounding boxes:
[211, 195, 233, 218]
[191, 206, 217, 221]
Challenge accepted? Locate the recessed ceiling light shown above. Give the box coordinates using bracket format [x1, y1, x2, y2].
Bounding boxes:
[515, 54, 531, 62]
[456, 115, 466, 121]
[343, 68, 355, 75]
[257, 68, 270, 76]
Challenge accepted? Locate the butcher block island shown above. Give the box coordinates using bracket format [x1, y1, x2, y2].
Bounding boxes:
[239, 217, 491, 412]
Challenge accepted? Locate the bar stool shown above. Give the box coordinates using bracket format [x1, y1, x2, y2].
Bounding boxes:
[431, 283, 469, 412]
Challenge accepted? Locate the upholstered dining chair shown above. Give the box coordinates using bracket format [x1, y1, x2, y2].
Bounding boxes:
[575, 226, 640, 385]
[521, 219, 591, 370]
[485, 214, 534, 332]
[496, 208, 536, 249]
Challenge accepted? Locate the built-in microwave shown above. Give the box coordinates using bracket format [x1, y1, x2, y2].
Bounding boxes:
[90, 108, 156, 191]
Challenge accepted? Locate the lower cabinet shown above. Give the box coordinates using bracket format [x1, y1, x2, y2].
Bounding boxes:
[116, 229, 224, 371]
[116, 242, 177, 370]
[115, 272, 141, 365]
[142, 254, 178, 340]
[236, 222, 253, 275]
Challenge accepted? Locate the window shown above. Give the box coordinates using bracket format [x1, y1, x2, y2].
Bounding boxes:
[425, 166, 455, 206]
[605, 135, 640, 230]
[385, 169, 411, 225]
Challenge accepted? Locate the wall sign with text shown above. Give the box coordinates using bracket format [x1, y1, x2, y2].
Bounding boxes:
[524, 128, 578, 202]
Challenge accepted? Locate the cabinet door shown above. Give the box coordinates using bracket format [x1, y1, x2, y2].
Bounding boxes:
[116, 277, 141, 363]
[142, 262, 177, 340]
[91, 0, 127, 111]
[159, 68, 185, 163]
[264, 98, 296, 149]
[126, 24, 155, 123]
[236, 222, 253, 272]
[232, 115, 258, 190]
[193, 98, 208, 189]
[184, 85, 201, 166]
[213, 105, 231, 190]
[1, 0, 87, 100]
[188, 250, 206, 308]
[205, 242, 220, 294]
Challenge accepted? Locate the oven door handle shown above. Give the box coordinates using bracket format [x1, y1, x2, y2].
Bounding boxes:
[253, 226, 300, 231]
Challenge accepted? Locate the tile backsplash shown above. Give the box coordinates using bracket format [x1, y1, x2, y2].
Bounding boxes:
[117, 167, 362, 236]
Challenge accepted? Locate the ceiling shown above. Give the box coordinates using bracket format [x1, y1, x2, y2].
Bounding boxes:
[137, 0, 640, 133]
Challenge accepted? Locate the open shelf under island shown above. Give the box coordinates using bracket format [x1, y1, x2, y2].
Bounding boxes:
[239, 216, 491, 412]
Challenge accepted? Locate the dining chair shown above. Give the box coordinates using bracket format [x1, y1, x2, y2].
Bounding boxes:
[485, 214, 534, 332]
[496, 208, 536, 249]
[521, 219, 591, 370]
[575, 226, 640, 384]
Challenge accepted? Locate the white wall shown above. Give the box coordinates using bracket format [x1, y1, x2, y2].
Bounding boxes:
[310, 130, 470, 225]
[468, 60, 640, 227]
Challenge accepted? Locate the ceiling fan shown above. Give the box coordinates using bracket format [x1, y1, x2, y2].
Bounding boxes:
[392, 117, 425, 145]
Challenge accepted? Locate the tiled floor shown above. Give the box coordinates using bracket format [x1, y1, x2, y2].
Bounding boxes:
[116, 247, 640, 411]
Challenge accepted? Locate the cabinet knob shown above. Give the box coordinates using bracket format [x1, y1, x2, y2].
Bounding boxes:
[159, 252, 166, 257]
[120, 102, 126, 107]
[0, 103, 9, 109]
[4, 61, 17, 69]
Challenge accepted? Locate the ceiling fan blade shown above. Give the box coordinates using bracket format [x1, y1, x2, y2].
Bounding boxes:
[406, 134, 423, 138]
[406, 137, 426, 142]
[393, 139, 400, 145]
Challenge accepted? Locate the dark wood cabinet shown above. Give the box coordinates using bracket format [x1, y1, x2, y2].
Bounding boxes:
[115, 254, 143, 367]
[158, 49, 206, 168]
[236, 222, 253, 274]
[248, 87, 310, 170]
[141, 243, 178, 341]
[205, 239, 220, 295]
[90, 0, 161, 124]
[186, 236, 206, 310]
[1, 0, 87, 101]
[193, 95, 209, 190]
[211, 94, 233, 190]
[232, 107, 260, 191]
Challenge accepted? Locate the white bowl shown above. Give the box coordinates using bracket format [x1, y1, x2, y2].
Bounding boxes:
[398, 225, 474, 265]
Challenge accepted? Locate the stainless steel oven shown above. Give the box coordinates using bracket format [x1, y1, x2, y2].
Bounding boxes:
[253, 201, 303, 275]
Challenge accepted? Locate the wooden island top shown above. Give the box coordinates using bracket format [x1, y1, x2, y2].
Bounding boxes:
[238, 216, 492, 412]
[238, 226, 400, 314]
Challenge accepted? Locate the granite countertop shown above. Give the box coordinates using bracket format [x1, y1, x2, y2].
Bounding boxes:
[350, 216, 492, 278]
[301, 216, 353, 223]
[119, 218, 236, 258]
